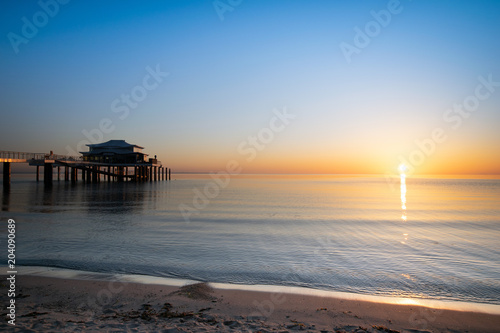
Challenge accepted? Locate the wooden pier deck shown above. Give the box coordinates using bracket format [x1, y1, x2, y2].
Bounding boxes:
[1, 150, 171, 187]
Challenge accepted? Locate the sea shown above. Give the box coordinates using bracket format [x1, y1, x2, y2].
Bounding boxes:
[1, 174, 500, 313]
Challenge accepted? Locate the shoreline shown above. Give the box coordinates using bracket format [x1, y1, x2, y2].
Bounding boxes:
[16, 266, 500, 315]
[2, 269, 500, 332]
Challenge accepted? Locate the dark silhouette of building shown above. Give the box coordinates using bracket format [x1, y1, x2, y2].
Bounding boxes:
[80, 140, 148, 164]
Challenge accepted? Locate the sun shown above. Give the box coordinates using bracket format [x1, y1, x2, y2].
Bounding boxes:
[398, 164, 407, 173]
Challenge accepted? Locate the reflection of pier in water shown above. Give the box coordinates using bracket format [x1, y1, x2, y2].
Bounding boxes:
[1, 140, 172, 188]
[2, 186, 9, 212]
[2, 180, 150, 215]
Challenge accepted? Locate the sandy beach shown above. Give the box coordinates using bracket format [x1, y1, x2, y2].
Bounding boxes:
[1, 275, 499, 332]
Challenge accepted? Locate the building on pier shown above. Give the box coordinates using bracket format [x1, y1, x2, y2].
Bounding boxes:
[80, 140, 148, 164]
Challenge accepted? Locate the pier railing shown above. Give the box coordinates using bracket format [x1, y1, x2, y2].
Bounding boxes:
[0, 151, 45, 160]
[0, 151, 81, 161]
[48, 154, 83, 161]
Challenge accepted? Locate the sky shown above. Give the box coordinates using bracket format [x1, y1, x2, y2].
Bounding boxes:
[1, 0, 499, 175]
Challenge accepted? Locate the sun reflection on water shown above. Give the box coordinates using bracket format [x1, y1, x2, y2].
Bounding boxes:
[399, 164, 408, 245]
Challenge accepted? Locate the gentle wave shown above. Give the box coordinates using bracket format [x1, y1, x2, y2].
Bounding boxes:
[17, 266, 500, 315]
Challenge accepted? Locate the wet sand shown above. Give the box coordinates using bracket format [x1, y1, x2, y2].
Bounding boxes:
[1, 275, 499, 332]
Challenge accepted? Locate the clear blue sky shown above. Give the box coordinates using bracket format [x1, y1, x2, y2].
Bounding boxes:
[1, 1, 499, 174]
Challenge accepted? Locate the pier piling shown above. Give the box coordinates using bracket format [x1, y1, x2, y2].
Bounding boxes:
[118, 166, 124, 182]
[71, 167, 77, 182]
[44, 163, 53, 185]
[3, 162, 11, 187]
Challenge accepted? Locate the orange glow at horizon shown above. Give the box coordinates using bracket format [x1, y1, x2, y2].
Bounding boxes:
[154, 133, 500, 176]
[165, 150, 500, 176]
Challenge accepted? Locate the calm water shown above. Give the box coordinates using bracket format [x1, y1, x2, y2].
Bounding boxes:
[1, 174, 500, 306]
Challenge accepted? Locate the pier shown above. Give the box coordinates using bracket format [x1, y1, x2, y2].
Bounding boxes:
[1, 141, 172, 188]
